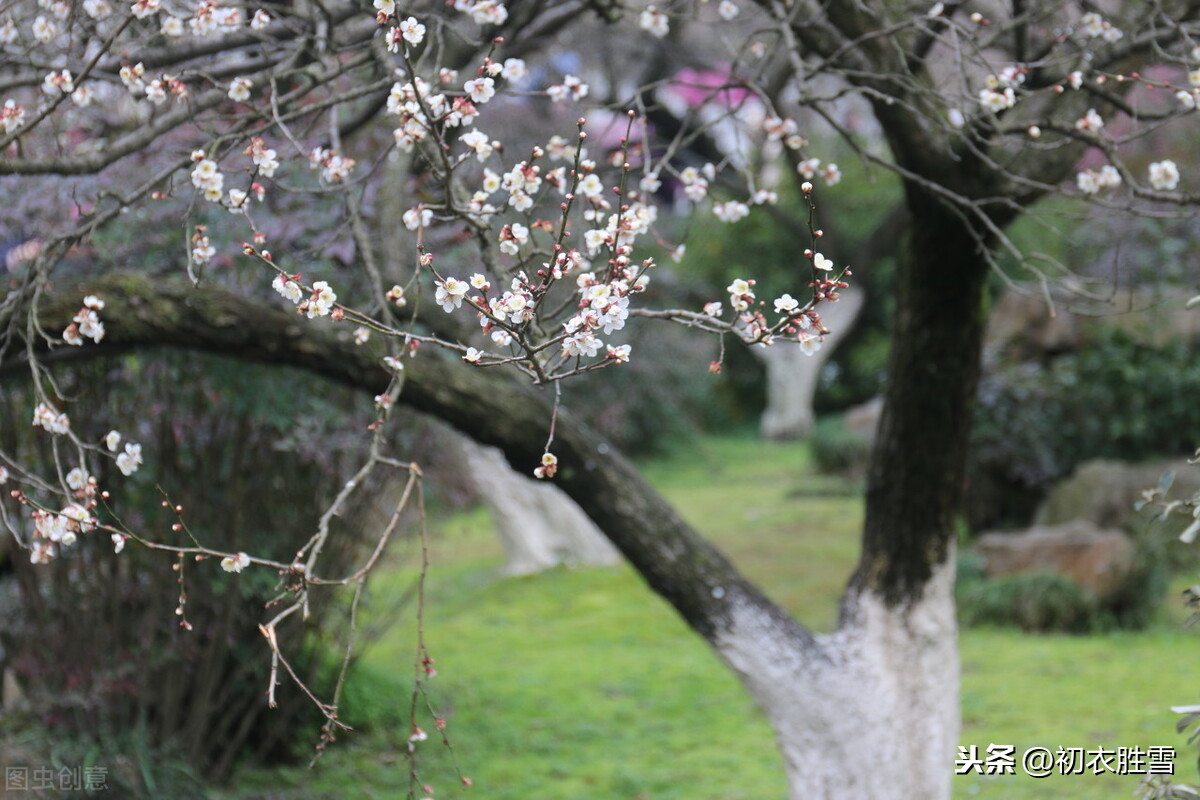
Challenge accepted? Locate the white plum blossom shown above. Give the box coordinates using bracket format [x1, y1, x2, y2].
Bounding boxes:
[404, 206, 433, 230]
[105, 430, 122, 451]
[69, 308, 105, 344]
[813, 253, 834, 271]
[978, 87, 1015, 112]
[679, 167, 709, 201]
[640, 6, 669, 38]
[562, 331, 602, 358]
[1079, 12, 1122, 42]
[161, 16, 183, 36]
[221, 552, 251, 573]
[130, 0, 160, 19]
[2, 100, 25, 134]
[245, 138, 279, 177]
[988, 65, 1026, 89]
[499, 223, 529, 255]
[435, 277, 469, 312]
[502, 58, 527, 80]
[144, 79, 167, 105]
[273, 274, 304, 304]
[116, 443, 143, 475]
[533, 451, 557, 479]
[455, 0, 508, 25]
[718, 1, 739, 20]
[463, 347, 482, 363]
[1075, 108, 1103, 133]
[1080, 12, 1105, 37]
[713, 201, 749, 223]
[774, 294, 800, 314]
[460, 129, 493, 161]
[547, 75, 588, 103]
[577, 173, 604, 198]
[42, 70, 74, 96]
[191, 159, 225, 202]
[798, 332, 822, 356]
[228, 188, 248, 211]
[112, 533, 126, 554]
[464, 77, 495, 104]
[1149, 160, 1180, 191]
[374, 0, 395, 17]
[66, 467, 90, 491]
[727, 278, 755, 312]
[304, 281, 337, 318]
[70, 85, 95, 107]
[33, 403, 70, 434]
[354, 327, 371, 345]
[251, 9, 270, 29]
[83, 0, 112, 17]
[120, 63, 146, 94]
[399, 16, 425, 45]
[33, 15, 57, 42]
[821, 163, 842, 186]
[385, 285, 408, 307]
[228, 77, 252, 102]
[309, 147, 355, 182]
[1076, 165, 1121, 195]
[607, 344, 632, 362]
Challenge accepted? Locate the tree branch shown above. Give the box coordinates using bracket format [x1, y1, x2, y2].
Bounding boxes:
[9, 273, 819, 651]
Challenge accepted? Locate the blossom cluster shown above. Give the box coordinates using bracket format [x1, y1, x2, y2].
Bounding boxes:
[62, 295, 106, 346]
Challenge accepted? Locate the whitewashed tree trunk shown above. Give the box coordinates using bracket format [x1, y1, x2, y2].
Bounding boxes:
[455, 436, 620, 575]
[715, 555, 958, 799]
[757, 287, 865, 440]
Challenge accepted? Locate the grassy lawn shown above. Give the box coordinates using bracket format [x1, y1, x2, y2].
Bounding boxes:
[226, 435, 1199, 800]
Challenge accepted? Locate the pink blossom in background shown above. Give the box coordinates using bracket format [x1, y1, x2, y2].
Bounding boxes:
[669, 66, 756, 109]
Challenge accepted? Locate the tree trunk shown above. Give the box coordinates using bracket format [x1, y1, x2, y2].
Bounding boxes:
[757, 285, 865, 440]
[450, 433, 620, 574]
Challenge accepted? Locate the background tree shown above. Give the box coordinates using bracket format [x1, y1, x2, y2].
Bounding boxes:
[4, 2, 1200, 799]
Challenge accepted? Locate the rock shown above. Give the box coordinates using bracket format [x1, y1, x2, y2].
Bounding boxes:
[844, 395, 883, 439]
[986, 285, 1200, 362]
[975, 520, 1135, 599]
[1035, 458, 1200, 533]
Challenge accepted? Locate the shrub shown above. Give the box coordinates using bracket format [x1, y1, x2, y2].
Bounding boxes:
[0, 352, 386, 786]
[969, 327, 1200, 530]
[810, 415, 873, 478]
[957, 571, 1101, 633]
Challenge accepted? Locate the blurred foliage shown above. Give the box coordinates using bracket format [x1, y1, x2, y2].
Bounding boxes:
[969, 327, 1200, 530]
[0, 351, 407, 790]
[809, 414, 872, 478]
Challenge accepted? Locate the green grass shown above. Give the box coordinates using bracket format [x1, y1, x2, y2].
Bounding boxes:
[224, 435, 1200, 800]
